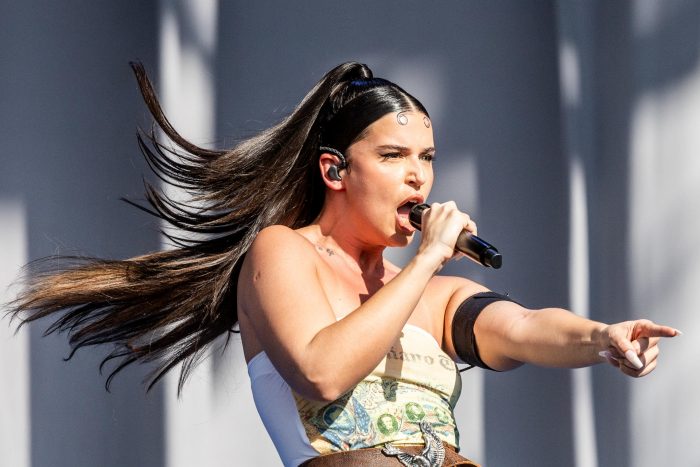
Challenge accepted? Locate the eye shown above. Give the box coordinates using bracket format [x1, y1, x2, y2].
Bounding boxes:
[380, 152, 403, 160]
[420, 153, 435, 162]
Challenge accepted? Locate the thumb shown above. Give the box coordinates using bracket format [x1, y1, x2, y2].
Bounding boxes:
[609, 334, 644, 370]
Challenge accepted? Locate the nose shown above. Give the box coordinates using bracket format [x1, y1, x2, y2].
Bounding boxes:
[406, 156, 428, 188]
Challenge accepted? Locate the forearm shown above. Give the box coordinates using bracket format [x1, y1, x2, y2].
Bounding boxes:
[300, 251, 440, 399]
[489, 307, 607, 368]
[472, 300, 679, 376]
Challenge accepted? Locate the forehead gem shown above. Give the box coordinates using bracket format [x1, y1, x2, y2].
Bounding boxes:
[423, 116, 431, 128]
[397, 112, 409, 125]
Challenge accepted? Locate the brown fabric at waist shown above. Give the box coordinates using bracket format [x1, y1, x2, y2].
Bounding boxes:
[299, 443, 480, 467]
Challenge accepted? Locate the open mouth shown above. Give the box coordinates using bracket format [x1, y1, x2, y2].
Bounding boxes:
[396, 199, 421, 232]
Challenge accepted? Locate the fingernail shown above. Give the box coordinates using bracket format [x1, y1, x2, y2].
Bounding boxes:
[598, 350, 616, 361]
[625, 350, 643, 369]
[675, 329, 683, 336]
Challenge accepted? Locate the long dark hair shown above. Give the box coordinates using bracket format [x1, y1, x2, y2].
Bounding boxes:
[8, 61, 428, 392]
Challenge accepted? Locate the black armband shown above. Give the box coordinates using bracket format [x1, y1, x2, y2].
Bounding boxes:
[452, 291, 518, 371]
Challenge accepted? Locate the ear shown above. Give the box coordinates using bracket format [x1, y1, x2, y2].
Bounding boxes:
[319, 152, 345, 190]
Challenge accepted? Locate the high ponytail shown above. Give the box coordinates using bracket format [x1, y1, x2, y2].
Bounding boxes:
[7, 61, 428, 393]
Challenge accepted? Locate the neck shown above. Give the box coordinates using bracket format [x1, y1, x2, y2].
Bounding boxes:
[304, 202, 387, 275]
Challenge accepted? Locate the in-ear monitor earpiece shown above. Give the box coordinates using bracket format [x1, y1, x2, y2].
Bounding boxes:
[327, 165, 342, 181]
[320, 146, 347, 182]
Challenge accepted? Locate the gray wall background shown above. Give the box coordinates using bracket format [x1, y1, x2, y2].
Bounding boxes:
[1, 1, 697, 466]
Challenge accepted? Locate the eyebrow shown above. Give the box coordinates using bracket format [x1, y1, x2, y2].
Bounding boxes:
[375, 144, 436, 153]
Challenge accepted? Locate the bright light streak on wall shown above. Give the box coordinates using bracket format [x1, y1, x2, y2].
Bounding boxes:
[631, 0, 688, 39]
[387, 55, 448, 121]
[0, 200, 29, 467]
[632, 0, 664, 37]
[559, 41, 581, 108]
[568, 157, 590, 319]
[159, 1, 220, 467]
[569, 157, 598, 467]
[160, 0, 217, 138]
[558, 37, 598, 467]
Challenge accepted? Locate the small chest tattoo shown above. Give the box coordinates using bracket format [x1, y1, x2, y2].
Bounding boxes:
[315, 244, 335, 257]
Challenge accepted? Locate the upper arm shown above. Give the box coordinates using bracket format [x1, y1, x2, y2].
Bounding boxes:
[238, 226, 337, 386]
[442, 281, 529, 371]
[440, 277, 487, 360]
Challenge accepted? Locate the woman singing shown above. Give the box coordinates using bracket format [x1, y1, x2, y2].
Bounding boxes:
[10, 62, 680, 466]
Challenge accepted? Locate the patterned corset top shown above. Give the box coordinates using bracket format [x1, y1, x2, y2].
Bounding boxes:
[293, 324, 462, 454]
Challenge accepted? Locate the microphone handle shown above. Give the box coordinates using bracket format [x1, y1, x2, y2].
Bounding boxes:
[409, 203, 502, 269]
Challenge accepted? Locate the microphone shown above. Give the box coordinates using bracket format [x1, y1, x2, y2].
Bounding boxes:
[409, 203, 502, 269]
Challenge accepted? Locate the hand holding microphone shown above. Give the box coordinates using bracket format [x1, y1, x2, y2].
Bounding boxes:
[409, 203, 502, 269]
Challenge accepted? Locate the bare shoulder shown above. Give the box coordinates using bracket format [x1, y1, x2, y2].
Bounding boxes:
[244, 225, 317, 266]
[249, 224, 313, 252]
[239, 225, 321, 306]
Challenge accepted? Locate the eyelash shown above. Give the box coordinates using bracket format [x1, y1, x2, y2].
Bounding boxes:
[380, 153, 435, 162]
[381, 152, 403, 160]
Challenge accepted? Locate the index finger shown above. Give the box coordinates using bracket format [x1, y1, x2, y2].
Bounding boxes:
[633, 320, 681, 339]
